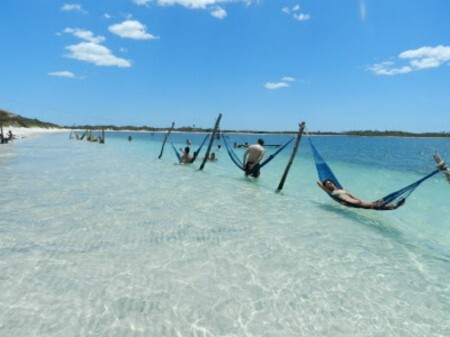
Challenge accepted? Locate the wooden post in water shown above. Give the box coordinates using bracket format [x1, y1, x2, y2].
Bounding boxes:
[199, 113, 222, 171]
[99, 129, 105, 144]
[433, 152, 450, 184]
[277, 122, 306, 191]
[158, 122, 175, 159]
[1, 125, 4, 144]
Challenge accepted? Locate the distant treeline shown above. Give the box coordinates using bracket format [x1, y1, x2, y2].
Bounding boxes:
[68, 125, 295, 134]
[313, 130, 450, 138]
[1, 108, 449, 138]
[70, 126, 450, 138]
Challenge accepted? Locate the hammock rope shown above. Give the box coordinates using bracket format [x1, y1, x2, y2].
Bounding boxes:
[222, 135, 294, 174]
[171, 142, 182, 162]
[171, 134, 210, 164]
[222, 135, 245, 170]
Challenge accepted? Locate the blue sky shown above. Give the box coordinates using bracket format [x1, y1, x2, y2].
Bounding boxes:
[1, 1, 449, 132]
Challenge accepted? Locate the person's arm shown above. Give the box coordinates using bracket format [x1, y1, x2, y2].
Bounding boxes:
[317, 181, 328, 193]
[243, 148, 249, 165]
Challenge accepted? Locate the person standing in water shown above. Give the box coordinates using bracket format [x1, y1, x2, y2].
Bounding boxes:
[243, 138, 266, 178]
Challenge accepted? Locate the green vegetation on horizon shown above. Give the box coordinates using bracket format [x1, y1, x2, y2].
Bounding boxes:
[70, 125, 450, 138]
[311, 130, 450, 138]
[0, 109, 60, 129]
[1, 108, 449, 138]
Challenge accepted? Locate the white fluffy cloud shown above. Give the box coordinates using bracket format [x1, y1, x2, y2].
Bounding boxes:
[141, 0, 253, 19]
[368, 62, 412, 76]
[264, 76, 295, 90]
[108, 20, 158, 40]
[282, 4, 310, 21]
[282, 76, 295, 82]
[63, 28, 105, 44]
[61, 4, 87, 14]
[211, 6, 227, 19]
[48, 71, 76, 78]
[62, 27, 131, 67]
[156, 0, 230, 9]
[293, 13, 310, 21]
[265, 82, 289, 90]
[133, 0, 151, 5]
[65, 42, 131, 67]
[368, 45, 450, 76]
[399, 46, 450, 68]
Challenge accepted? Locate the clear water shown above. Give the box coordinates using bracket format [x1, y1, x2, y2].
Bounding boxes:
[0, 132, 449, 337]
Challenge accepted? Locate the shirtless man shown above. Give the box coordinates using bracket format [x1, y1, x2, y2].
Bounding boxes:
[243, 139, 266, 177]
[180, 146, 193, 164]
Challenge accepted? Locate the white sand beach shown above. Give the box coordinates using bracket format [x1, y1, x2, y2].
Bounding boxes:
[2, 126, 67, 139]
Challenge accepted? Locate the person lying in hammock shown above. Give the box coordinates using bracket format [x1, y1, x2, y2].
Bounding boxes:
[317, 179, 405, 210]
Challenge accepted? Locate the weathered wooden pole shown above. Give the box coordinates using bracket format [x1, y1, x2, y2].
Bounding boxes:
[158, 122, 175, 159]
[199, 113, 222, 170]
[277, 122, 306, 191]
[433, 152, 450, 184]
[99, 129, 105, 144]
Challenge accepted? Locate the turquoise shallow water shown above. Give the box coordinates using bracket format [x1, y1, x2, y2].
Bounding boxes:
[0, 132, 449, 337]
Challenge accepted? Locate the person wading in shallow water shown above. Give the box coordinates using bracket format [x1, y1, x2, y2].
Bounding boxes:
[243, 138, 266, 178]
[1, 128, 14, 144]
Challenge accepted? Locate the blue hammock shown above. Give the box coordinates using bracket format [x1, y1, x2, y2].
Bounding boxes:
[222, 135, 294, 175]
[309, 138, 440, 210]
[171, 134, 210, 164]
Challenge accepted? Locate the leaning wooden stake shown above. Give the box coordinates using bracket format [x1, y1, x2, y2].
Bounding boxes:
[158, 122, 175, 159]
[199, 113, 222, 171]
[277, 122, 306, 191]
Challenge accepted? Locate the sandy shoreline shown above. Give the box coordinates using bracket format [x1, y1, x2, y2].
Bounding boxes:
[3, 127, 295, 138]
[2, 127, 68, 139]
[2, 126, 448, 140]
